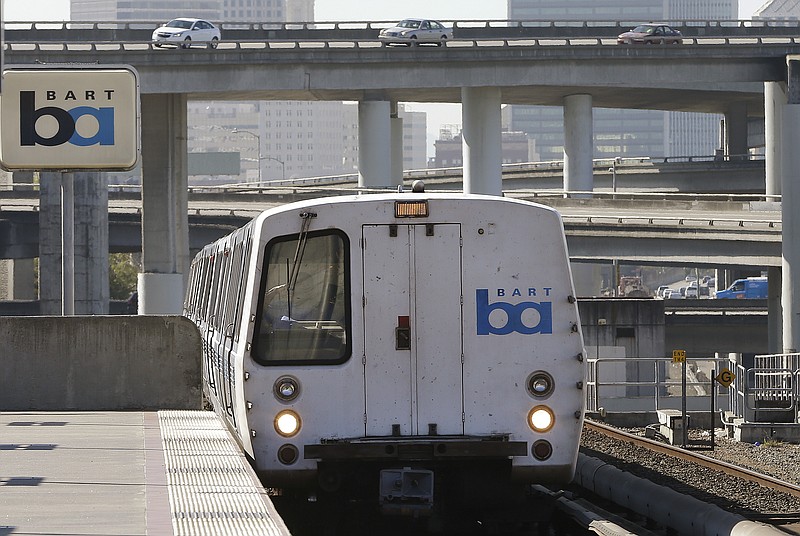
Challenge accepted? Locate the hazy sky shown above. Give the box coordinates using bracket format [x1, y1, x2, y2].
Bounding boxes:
[2, 0, 769, 25]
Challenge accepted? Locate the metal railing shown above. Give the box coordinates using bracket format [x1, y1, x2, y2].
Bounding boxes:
[6, 35, 800, 52]
[729, 353, 800, 424]
[586, 355, 729, 415]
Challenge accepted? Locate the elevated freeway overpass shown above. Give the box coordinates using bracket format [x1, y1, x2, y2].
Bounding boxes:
[3, 29, 782, 114]
[6, 18, 800, 354]
[0, 187, 780, 268]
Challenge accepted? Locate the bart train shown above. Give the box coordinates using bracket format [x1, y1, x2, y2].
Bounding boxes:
[183, 189, 586, 519]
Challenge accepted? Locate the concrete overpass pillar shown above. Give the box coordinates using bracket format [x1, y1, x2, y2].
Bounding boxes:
[768, 266, 782, 353]
[781, 57, 800, 353]
[563, 94, 594, 195]
[39, 172, 109, 314]
[139, 94, 190, 315]
[390, 102, 404, 185]
[461, 87, 502, 195]
[765, 82, 787, 354]
[765, 82, 786, 198]
[724, 101, 749, 160]
[358, 100, 394, 188]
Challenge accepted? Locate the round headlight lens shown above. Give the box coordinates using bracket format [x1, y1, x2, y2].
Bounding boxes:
[532, 439, 553, 461]
[274, 376, 300, 402]
[277, 444, 299, 465]
[275, 410, 301, 437]
[528, 406, 555, 433]
[527, 371, 554, 398]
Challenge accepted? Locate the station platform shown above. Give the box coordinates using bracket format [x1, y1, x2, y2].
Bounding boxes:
[0, 410, 291, 536]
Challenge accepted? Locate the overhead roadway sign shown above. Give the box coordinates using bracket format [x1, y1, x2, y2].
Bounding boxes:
[0, 66, 140, 171]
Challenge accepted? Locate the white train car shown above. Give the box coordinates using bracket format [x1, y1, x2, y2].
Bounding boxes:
[184, 189, 586, 516]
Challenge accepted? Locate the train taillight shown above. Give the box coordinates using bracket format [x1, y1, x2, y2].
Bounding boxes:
[531, 440, 553, 461]
[277, 444, 299, 465]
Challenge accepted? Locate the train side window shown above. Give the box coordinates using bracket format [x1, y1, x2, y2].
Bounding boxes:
[253, 229, 351, 365]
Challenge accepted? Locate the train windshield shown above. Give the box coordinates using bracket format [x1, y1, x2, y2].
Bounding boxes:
[254, 229, 350, 364]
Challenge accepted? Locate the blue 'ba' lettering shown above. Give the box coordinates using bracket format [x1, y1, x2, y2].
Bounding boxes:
[19, 91, 115, 147]
[476, 288, 553, 335]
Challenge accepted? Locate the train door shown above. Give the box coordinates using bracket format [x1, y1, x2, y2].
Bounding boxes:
[362, 223, 463, 437]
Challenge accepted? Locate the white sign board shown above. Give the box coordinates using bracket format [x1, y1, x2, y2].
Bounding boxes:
[0, 66, 140, 170]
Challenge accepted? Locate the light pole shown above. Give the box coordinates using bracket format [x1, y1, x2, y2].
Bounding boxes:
[262, 156, 286, 181]
[607, 156, 621, 198]
[232, 128, 262, 184]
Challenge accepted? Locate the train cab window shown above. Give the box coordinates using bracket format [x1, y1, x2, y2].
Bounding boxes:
[254, 230, 350, 365]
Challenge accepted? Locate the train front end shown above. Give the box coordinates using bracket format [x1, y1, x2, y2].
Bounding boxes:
[242, 192, 586, 513]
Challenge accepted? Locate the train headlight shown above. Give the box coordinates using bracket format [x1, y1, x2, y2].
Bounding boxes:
[528, 405, 555, 433]
[527, 371, 554, 398]
[274, 410, 301, 437]
[274, 376, 300, 402]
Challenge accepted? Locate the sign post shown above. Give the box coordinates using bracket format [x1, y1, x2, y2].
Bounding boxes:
[0, 66, 140, 315]
[672, 349, 688, 447]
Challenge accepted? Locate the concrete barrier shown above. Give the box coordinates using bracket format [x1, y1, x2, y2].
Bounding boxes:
[0, 316, 201, 410]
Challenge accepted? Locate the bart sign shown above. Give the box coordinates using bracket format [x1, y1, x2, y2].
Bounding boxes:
[0, 66, 140, 170]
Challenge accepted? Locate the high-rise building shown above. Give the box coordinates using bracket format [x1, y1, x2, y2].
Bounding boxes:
[507, 0, 737, 161]
[71, 1, 222, 21]
[398, 105, 428, 170]
[285, 0, 314, 22]
[222, 0, 285, 21]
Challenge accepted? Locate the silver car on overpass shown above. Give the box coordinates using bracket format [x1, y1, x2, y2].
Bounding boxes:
[378, 19, 453, 46]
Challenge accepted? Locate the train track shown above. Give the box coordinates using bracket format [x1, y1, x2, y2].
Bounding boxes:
[584, 420, 800, 499]
[580, 420, 800, 534]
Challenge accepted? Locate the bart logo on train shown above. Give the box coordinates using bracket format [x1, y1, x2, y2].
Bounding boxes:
[476, 288, 553, 335]
[19, 90, 115, 147]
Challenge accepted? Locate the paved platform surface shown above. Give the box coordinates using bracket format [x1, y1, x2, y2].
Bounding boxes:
[0, 410, 291, 536]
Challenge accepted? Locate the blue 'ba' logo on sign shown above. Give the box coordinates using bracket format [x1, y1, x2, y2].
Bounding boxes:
[19, 90, 115, 147]
[476, 288, 553, 335]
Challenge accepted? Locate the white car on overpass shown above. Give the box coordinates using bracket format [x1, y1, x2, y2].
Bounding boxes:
[152, 18, 220, 49]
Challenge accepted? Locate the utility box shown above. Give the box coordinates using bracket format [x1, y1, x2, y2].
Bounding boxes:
[654, 409, 690, 445]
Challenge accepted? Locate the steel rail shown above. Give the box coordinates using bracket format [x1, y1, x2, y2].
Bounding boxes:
[584, 419, 800, 499]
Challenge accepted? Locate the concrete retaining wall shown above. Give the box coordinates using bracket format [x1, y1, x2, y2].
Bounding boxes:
[0, 316, 202, 410]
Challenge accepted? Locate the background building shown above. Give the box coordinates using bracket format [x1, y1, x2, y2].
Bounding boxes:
[506, 0, 738, 161]
[753, 0, 800, 20]
[70, 1, 222, 20]
[398, 105, 429, 171]
[434, 126, 539, 168]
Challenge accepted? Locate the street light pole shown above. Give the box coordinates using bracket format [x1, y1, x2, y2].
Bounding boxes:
[232, 128, 262, 184]
[263, 156, 285, 181]
[607, 156, 621, 198]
